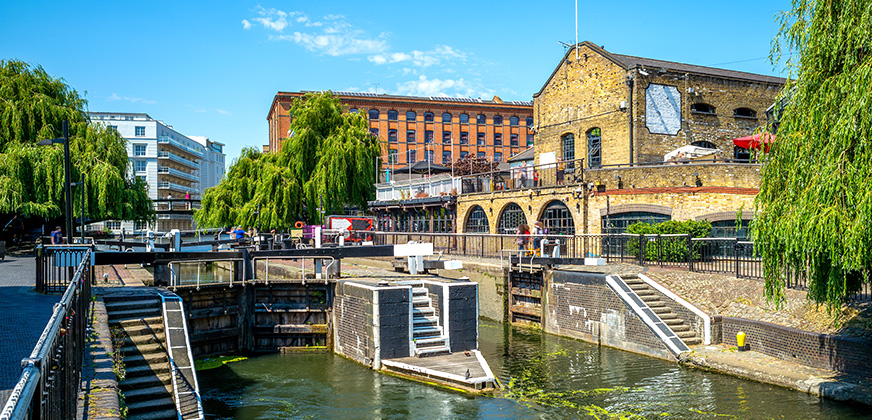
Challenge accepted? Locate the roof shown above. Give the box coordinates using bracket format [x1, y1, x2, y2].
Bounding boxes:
[507, 147, 535, 162]
[534, 41, 786, 98]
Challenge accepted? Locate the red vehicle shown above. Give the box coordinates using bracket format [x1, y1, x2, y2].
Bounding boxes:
[326, 215, 375, 243]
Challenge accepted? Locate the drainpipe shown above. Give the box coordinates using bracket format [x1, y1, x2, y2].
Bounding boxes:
[626, 74, 635, 164]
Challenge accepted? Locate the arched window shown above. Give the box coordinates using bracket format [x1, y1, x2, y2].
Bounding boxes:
[369, 109, 379, 120]
[733, 108, 757, 118]
[424, 112, 434, 122]
[509, 116, 519, 126]
[442, 112, 452, 123]
[465, 206, 489, 233]
[498, 203, 527, 234]
[541, 201, 575, 235]
[526, 117, 534, 127]
[587, 128, 601, 168]
[691, 103, 716, 115]
[709, 220, 750, 239]
[493, 115, 503, 125]
[602, 211, 670, 235]
[562, 133, 576, 170]
[691, 140, 718, 150]
[349, 108, 358, 113]
[476, 114, 487, 124]
[460, 113, 469, 123]
[406, 111, 417, 121]
[734, 146, 751, 162]
[388, 110, 398, 121]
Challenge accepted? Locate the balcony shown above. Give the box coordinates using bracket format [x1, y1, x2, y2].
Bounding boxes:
[158, 136, 204, 158]
[375, 174, 461, 201]
[158, 166, 199, 182]
[158, 151, 199, 169]
[158, 181, 199, 195]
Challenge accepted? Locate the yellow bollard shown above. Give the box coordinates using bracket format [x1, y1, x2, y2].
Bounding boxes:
[737, 331, 746, 351]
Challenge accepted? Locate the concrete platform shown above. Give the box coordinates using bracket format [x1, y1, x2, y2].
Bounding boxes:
[382, 351, 497, 392]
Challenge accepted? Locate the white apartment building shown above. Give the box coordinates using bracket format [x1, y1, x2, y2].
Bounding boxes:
[88, 112, 226, 232]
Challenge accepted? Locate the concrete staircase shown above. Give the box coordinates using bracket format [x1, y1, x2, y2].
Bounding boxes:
[623, 276, 702, 346]
[410, 283, 450, 357]
[104, 293, 178, 420]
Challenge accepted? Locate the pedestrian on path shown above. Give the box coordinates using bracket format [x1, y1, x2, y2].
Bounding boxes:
[50, 226, 64, 244]
[532, 221, 546, 254]
[515, 224, 530, 251]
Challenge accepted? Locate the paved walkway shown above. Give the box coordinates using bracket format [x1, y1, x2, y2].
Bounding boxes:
[0, 252, 62, 402]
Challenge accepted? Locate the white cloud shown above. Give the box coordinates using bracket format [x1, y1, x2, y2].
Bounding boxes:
[241, 19, 251, 29]
[108, 93, 156, 105]
[215, 109, 231, 115]
[394, 75, 494, 98]
[368, 45, 465, 68]
[244, 8, 387, 56]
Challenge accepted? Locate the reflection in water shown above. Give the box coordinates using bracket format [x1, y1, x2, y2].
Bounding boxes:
[200, 320, 868, 419]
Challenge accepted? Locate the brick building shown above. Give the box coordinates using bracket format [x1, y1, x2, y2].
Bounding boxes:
[453, 42, 785, 238]
[266, 91, 534, 174]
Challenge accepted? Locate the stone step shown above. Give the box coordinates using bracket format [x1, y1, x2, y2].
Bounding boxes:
[645, 300, 666, 308]
[412, 307, 435, 316]
[412, 287, 428, 296]
[105, 299, 161, 311]
[127, 408, 180, 420]
[120, 373, 172, 390]
[108, 308, 163, 322]
[412, 316, 439, 324]
[623, 278, 644, 285]
[124, 352, 169, 368]
[124, 331, 166, 346]
[111, 316, 164, 328]
[634, 289, 655, 297]
[415, 345, 450, 357]
[670, 324, 691, 333]
[683, 337, 702, 346]
[120, 342, 166, 357]
[122, 384, 172, 403]
[412, 300, 430, 308]
[125, 397, 177, 417]
[675, 330, 697, 339]
[120, 323, 166, 338]
[125, 363, 171, 378]
[414, 336, 447, 348]
[651, 306, 671, 315]
[413, 326, 442, 339]
[661, 317, 683, 326]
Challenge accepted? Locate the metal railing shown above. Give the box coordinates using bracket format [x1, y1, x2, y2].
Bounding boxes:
[158, 151, 200, 169]
[2, 246, 92, 420]
[158, 136, 205, 158]
[459, 157, 586, 194]
[35, 245, 95, 293]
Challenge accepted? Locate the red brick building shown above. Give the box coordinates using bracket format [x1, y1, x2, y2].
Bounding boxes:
[266, 91, 534, 175]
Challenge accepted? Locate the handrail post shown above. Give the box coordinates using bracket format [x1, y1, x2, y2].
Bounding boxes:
[687, 234, 693, 271]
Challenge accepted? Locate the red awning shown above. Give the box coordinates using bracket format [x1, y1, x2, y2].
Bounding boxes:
[733, 132, 775, 153]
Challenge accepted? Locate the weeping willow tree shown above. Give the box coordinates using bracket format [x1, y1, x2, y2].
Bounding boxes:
[753, 0, 872, 309]
[0, 60, 152, 224]
[195, 91, 379, 229]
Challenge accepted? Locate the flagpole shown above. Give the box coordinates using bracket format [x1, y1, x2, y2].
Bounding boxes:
[575, 0, 579, 60]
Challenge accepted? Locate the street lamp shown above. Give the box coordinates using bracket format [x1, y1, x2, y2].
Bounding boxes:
[37, 120, 73, 245]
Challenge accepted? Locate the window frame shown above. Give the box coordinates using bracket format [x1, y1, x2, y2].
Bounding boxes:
[587, 128, 601, 168]
[369, 109, 380, 120]
[509, 116, 519, 126]
[459, 113, 469, 124]
[424, 112, 434, 122]
[388, 110, 399, 121]
[406, 110, 417, 121]
[493, 115, 503, 125]
[441, 112, 452, 123]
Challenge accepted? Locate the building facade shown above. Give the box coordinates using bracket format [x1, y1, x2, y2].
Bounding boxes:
[266, 91, 534, 174]
[88, 112, 226, 232]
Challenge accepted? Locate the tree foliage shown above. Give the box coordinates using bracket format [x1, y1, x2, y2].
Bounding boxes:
[754, 0, 872, 308]
[0, 60, 152, 223]
[195, 92, 379, 228]
[450, 155, 500, 176]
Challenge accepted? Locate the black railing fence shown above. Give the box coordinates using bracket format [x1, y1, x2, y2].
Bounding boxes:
[2, 246, 93, 420]
[364, 232, 869, 301]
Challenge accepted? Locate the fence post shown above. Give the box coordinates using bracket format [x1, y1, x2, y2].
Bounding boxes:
[639, 234, 645, 266]
[735, 239, 740, 278]
[687, 234, 693, 271]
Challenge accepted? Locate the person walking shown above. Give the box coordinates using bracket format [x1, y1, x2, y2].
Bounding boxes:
[50, 226, 64, 245]
[515, 223, 530, 252]
[532, 221, 546, 254]
[556, 158, 566, 185]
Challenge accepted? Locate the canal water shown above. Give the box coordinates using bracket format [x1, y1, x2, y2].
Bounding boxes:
[199, 320, 867, 419]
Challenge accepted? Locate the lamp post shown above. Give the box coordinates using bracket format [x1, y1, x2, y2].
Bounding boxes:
[37, 120, 73, 245]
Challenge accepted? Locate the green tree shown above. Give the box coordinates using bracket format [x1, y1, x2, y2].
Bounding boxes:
[754, 0, 872, 308]
[195, 92, 379, 228]
[0, 60, 152, 224]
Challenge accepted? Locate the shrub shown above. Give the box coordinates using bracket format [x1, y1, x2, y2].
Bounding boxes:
[624, 220, 712, 262]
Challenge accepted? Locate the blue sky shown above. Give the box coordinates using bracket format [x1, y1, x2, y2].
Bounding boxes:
[1, 1, 790, 167]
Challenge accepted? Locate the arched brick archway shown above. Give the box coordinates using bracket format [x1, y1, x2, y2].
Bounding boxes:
[463, 205, 490, 233]
[538, 200, 575, 235]
[497, 202, 527, 234]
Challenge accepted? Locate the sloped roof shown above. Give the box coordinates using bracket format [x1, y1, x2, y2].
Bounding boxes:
[508, 147, 535, 162]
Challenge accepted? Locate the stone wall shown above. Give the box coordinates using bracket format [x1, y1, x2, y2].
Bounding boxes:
[544, 270, 673, 360]
[334, 282, 375, 367]
[716, 316, 872, 377]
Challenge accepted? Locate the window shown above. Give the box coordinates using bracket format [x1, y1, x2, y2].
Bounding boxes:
[442, 150, 452, 163]
[388, 129, 398, 142]
[542, 200, 576, 235]
[510, 116, 519, 126]
[369, 109, 380, 120]
[388, 110, 398, 120]
[494, 152, 503, 162]
[389, 149, 398, 163]
[442, 131, 451, 144]
[691, 103, 716, 114]
[460, 131, 469, 145]
[477, 151, 486, 159]
[133, 144, 147, 156]
[108, 125, 118, 131]
[477, 132, 486, 146]
[459, 151, 469, 160]
[406, 111, 416, 121]
[476, 114, 486, 124]
[424, 112, 434, 122]
[425, 150, 434, 162]
[441, 112, 452, 122]
[562, 133, 575, 168]
[498, 203, 527, 234]
[134, 160, 147, 173]
[425, 130, 434, 143]
[460, 113, 469, 123]
[527, 134, 534, 147]
[105, 221, 121, 230]
[135, 126, 146, 136]
[408, 150, 417, 163]
[691, 140, 718, 150]
[370, 128, 379, 137]
[510, 134, 519, 146]
[493, 115, 503, 125]
[465, 206, 489, 233]
[587, 128, 601, 168]
[494, 133, 503, 146]
[734, 146, 751, 162]
[349, 108, 358, 113]
[602, 211, 670, 235]
[526, 117, 534, 127]
[407, 130, 416, 143]
[733, 108, 757, 118]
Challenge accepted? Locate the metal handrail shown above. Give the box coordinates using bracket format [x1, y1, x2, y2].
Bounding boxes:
[159, 295, 204, 420]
